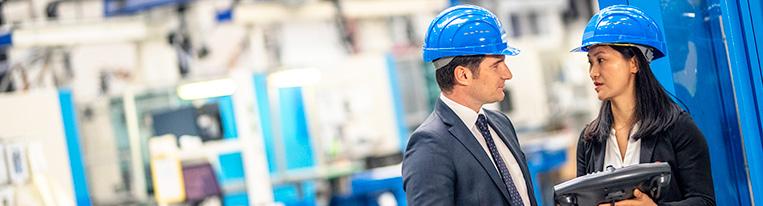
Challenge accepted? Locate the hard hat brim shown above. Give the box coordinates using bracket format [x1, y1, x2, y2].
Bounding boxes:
[423, 43, 520, 62]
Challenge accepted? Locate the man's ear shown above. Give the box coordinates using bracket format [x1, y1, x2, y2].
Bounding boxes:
[453, 65, 473, 86]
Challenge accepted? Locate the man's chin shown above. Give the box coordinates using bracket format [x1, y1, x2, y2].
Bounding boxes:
[487, 96, 504, 104]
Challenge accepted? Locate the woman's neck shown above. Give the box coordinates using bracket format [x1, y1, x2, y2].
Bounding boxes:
[610, 93, 636, 130]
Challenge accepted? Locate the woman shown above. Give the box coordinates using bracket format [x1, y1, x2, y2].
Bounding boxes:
[572, 5, 715, 206]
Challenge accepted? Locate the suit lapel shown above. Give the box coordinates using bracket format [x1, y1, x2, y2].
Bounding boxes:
[486, 111, 538, 206]
[640, 135, 658, 163]
[435, 100, 512, 202]
[594, 140, 605, 172]
[485, 114, 523, 168]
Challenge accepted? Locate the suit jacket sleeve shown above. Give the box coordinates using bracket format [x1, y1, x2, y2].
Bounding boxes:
[660, 116, 716, 206]
[402, 130, 456, 206]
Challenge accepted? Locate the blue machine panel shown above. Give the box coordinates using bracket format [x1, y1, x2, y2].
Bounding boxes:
[273, 181, 316, 206]
[0, 32, 10, 47]
[103, 0, 193, 16]
[278, 87, 315, 170]
[650, 0, 750, 204]
[218, 152, 248, 206]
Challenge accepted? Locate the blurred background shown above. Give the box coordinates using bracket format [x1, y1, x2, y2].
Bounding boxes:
[0, 0, 761, 205]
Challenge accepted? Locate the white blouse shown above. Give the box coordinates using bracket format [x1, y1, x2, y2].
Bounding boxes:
[604, 123, 642, 169]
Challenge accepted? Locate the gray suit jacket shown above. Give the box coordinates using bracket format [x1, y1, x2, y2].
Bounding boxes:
[402, 99, 537, 206]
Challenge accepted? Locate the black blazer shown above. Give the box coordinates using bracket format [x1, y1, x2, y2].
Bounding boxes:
[402, 99, 537, 206]
[576, 112, 715, 206]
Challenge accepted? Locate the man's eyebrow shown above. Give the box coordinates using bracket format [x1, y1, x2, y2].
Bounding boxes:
[491, 59, 505, 66]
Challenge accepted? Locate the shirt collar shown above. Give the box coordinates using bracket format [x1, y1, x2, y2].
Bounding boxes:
[440, 93, 485, 129]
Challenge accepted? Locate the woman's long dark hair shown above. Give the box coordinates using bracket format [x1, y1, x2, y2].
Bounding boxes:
[583, 45, 682, 142]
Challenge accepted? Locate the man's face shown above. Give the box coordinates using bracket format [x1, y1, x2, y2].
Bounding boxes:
[468, 55, 512, 104]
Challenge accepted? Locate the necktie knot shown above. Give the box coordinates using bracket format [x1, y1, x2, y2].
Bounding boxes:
[476, 114, 489, 131]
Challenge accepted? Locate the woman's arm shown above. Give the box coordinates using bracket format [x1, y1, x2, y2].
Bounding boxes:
[576, 131, 589, 177]
[660, 115, 715, 206]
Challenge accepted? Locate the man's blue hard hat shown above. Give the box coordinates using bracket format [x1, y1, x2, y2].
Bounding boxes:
[572, 5, 667, 61]
[422, 5, 519, 63]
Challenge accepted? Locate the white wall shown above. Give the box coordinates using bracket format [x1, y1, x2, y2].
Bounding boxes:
[78, 98, 123, 204]
[0, 88, 76, 206]
[308, 53, 401, 159]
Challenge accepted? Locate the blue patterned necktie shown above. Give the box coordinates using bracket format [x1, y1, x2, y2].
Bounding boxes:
[476, 114, 524, 206]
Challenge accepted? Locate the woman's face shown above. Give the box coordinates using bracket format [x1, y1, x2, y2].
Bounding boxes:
[587, 45, 638, 101]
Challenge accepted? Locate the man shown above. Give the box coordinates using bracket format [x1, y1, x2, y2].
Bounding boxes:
[401, 5, 537, 206]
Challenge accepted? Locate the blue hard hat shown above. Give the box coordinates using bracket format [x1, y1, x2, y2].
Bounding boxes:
[422, 5, 519, 63]
[571, 5, 666, 60]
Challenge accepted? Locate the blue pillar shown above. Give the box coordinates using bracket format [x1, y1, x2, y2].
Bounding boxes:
[215, 95, 238, 139]
[278, 87, 315, 170]
[385, 54, 409, 152]
[58, 89, 92, 206]
[253, 74, 278, 174]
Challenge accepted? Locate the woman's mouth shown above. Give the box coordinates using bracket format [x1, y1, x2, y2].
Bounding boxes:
[594, 82, 603, 91]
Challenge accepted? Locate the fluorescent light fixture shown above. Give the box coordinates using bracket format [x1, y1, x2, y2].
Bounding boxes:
[177, 79, 236, 100]
[13, 20, 147, 48]
[268, 68, 321, 88]
[234, 0, 447, 24]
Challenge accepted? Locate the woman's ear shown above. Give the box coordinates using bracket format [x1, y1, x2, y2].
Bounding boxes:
[629, 57, 639, 74]
[454, 65, 473, 86]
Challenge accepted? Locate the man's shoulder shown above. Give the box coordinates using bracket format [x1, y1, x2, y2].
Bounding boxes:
[412, 112, 447, 134]
[484, 109, 512, 124]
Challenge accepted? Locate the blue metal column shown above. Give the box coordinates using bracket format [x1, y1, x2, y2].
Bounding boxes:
[720, 0, 763, 204]
[58, 89, 92, 206]
[278, 87, 315, 170]
[215, 96, 238, 139]
[385, 54, 409, 151]
[253, 74, 278, 174]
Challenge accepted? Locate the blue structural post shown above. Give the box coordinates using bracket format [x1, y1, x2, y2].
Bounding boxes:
[720, 0, 763, 204]
[58, 89, 92, 206]
[253, 74, 278, 174]
[385, 54, 409, 152]
[215, 95, 238, 139]
[278, 87, 315, 170]
[257, 76, 317, 205]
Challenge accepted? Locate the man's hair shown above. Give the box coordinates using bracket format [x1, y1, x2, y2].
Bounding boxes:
[435, 55, 485, 92]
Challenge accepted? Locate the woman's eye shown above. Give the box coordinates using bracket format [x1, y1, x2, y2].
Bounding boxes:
[597, 58, 605, 63]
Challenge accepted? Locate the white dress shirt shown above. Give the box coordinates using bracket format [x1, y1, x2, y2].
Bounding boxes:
[604, 123, 642, 169]
[440, 94, 531, 206]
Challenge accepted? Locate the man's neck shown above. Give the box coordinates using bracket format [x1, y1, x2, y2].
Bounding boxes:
[443, 91, 482, 113]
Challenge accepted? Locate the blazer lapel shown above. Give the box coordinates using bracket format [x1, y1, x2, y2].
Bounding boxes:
[435, 100, 512, 202]
[640, 135, 658, 163]
[486, 111, 539, 206]
[485, 113, 525, 171]
[594, 140, 605, 172]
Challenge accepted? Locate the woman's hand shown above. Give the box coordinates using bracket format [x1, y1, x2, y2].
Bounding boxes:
[598, 189, 656, 206]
